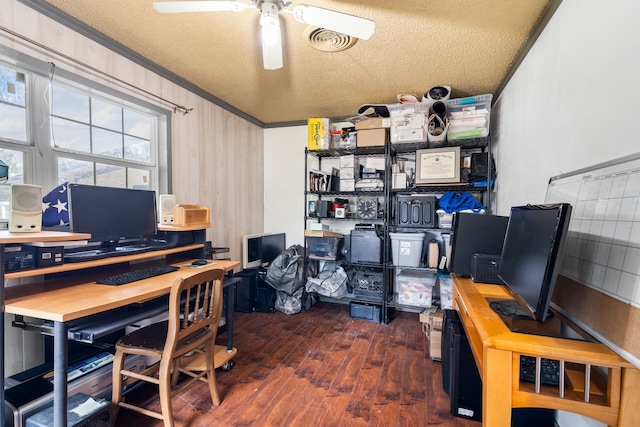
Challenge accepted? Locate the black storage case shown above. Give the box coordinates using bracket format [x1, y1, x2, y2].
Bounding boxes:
[395, 195, 437, 228]
[350, 230, 382, 264]
[349, 301, 381, 323]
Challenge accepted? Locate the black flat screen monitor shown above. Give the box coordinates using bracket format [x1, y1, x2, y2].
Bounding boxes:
[449, 213, 509, 278]
[496, 203, 572, 322]
[68, 184, 158, 247]
[242, 232, 286, 269]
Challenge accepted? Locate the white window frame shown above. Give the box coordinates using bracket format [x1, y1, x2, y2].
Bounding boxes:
[0, 45, 171, 215]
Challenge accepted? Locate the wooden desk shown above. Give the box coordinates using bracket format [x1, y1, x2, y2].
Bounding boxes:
[452, 276, 640, 427]
[0, 230, 239, 427]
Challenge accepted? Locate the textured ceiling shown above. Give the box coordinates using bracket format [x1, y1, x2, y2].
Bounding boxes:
[29, 0, 552, 126]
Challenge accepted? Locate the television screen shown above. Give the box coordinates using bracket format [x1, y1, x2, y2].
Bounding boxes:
[261, 233, 286, 265]
[496, 203, 572, 322]
[68, 184, 158, 246]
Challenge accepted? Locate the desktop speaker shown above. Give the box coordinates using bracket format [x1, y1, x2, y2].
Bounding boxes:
[159, 194, 176, 224]
[9, 184, 42, 233]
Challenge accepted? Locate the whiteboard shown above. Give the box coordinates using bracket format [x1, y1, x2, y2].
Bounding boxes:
[546, 153, 640, 309]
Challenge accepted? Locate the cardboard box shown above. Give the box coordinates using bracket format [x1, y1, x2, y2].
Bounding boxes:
[357, 128, 387, 147]
[308, 118, 331, 150]
[354, 117, 390, 130]
[429, 329, 442, 360]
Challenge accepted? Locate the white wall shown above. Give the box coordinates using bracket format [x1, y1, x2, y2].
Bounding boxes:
[493, 2, 640, 424]
[492, 0, 640, 215]
[264, 126, 307, 247]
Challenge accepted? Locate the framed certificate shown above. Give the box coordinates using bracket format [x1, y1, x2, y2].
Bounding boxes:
[415, 146, 461, 184]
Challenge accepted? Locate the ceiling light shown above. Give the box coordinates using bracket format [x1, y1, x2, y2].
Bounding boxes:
[260, 1, 283, 70]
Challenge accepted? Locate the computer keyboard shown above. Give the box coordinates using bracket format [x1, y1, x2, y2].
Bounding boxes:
[520, 355, 560, 387]
[96, 265, 180, 286]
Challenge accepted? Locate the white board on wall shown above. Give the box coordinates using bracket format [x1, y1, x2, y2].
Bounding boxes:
[546, 152, 640, 308]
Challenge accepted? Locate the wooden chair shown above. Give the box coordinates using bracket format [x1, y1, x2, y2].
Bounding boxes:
[111, 268, 225, 426]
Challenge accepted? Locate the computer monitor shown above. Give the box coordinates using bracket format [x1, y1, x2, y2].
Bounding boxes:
[495, 203, 572, 322]
[449, 213, 509, 278]
[68, 184, 158, 247]
[242, 232, 286, 270]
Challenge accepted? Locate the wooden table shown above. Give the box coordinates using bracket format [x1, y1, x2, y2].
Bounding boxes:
[452, 275, 640, 427]
[0, 230, 239, 427]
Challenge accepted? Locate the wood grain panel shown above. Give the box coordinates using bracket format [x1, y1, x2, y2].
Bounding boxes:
[553, 275, 640, 362]
[2, 1, 265, 267]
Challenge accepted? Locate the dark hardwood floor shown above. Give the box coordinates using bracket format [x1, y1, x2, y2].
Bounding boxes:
[114, 302, 480, 426]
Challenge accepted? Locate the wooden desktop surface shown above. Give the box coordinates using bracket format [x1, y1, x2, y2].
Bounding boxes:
[452, 275, 639, 427]
[4, 259, 239, 322]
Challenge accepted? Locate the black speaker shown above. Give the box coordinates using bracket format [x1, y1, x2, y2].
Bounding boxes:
[471, 253, 503, 284]
[449, 213, 509, 278]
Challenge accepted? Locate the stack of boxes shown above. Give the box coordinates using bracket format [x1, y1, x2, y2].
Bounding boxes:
[420, 309, 443, 361]
[354, 117, 389, 147]
[340, 154, 355, 192]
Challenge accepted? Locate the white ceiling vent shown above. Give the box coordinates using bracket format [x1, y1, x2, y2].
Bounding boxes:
[304, 27, 357, 52]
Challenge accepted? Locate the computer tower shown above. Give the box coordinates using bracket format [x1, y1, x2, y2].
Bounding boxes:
[441, 309, 459, 394]
[443, 309, 556, 426]
[449, 318, 483, 421]
[234, 269, 258, 313]
[234, 268, 275, 313]
[256, 269, 276, 313]
[449, 213, 509, 278]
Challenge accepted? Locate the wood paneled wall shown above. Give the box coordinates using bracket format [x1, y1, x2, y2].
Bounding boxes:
[2, 1, 265, 266]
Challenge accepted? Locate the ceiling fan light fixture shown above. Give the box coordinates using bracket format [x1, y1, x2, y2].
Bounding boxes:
[260, 1, 283, 69]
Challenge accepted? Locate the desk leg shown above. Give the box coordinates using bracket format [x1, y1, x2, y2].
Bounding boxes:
[53, 321, 68, 427]
[483, 346, 512, 427]
[224, 284, 233, 352]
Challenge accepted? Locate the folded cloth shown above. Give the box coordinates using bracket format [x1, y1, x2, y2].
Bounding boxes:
[42, 182, 69, 226]
[438, 191, 484, 213]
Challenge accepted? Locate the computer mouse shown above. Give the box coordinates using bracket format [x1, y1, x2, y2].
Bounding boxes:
[191, 259, 208, 266]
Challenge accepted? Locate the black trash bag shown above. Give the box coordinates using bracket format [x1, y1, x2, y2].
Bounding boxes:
[265, 244, 308, 296]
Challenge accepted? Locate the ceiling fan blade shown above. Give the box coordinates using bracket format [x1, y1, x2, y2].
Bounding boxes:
[260, 1, 283, 70]
[291, 5, 375, 40]
[153, 1, 247, 13]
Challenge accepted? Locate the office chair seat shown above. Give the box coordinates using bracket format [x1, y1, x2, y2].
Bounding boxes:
[117, 320, 210, 354]
[111, 268, 225, 427]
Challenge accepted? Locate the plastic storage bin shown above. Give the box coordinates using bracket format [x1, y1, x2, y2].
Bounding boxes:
[395, 269, 436, 308]
[306, 236, 343, 260]
[390, 232, 425, 267]
[446, 94, 492, 143]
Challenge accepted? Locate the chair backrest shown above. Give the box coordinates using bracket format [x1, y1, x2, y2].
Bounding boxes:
[164, 268, 225, 357]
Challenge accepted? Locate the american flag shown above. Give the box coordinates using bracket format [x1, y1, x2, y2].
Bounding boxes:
[42, 182, 69, 226]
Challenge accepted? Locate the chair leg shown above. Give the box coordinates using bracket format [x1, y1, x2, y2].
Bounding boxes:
[204, 341, 220, 406]
[110, 350, 126, 425]
[158, 358, 175, 427]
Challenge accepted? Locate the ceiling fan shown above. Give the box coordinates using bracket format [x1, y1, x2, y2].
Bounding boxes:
[152, 0, 375, 70]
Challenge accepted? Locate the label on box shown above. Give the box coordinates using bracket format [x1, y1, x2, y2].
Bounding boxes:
[308, 118, 331, 150]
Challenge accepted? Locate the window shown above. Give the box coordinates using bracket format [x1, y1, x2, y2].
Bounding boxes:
[0, 48, 171, 223]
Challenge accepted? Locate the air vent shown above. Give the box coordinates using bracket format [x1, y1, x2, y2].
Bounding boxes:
[304, 27, 357, 52]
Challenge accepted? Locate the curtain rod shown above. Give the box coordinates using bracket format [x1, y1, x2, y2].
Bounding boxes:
[0, 24, 192, 115]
